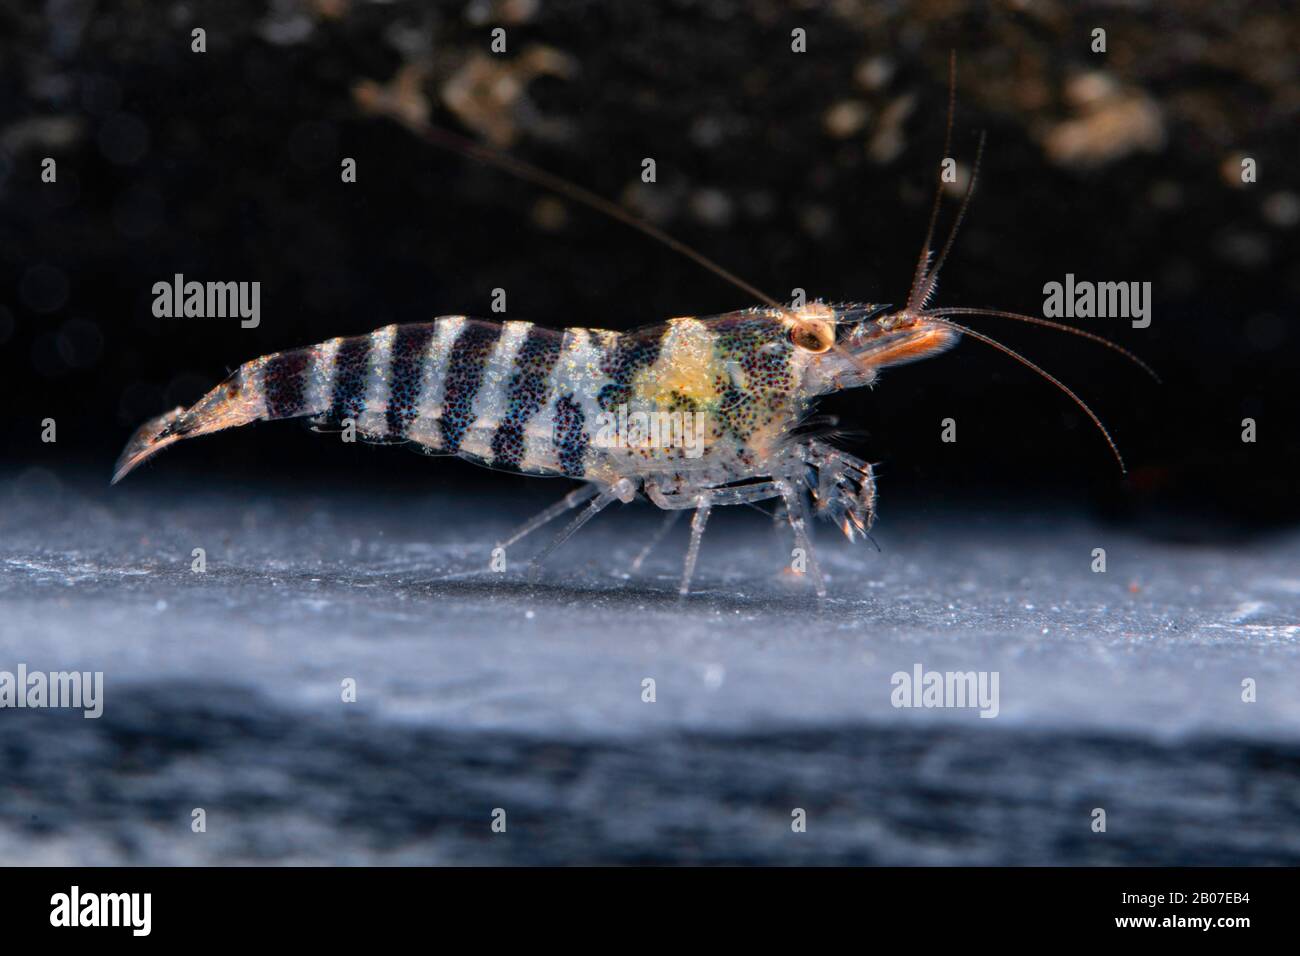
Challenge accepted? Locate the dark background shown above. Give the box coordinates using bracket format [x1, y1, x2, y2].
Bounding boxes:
[3, 0, 1297, 533]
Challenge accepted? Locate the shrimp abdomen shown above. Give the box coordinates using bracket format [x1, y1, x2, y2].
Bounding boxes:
[113, 317, 597, 483]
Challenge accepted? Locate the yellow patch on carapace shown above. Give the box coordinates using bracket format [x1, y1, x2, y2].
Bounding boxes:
[631, 317, 722, 409]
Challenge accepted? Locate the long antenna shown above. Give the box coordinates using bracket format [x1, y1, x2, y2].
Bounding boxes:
[891, 56, 1146, 475]
[930, 307, 1162, 382]
[357, 76, 782, 309]
[907, 50, 958, 311]
[911, 130, 986, 310]
[929, 316, 1127, 474]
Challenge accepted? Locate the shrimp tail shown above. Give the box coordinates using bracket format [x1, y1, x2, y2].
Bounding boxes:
[111, 330, 355, 484]
[111, 365, 268, 484]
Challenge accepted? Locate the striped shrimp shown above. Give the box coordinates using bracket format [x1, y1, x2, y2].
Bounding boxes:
[114, 60, 1155, 596]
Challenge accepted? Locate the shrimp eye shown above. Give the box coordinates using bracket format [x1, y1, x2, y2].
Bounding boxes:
[789, 320, 834, 353]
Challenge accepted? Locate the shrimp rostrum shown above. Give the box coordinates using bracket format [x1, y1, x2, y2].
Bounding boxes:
[114, 61, 1155, 596]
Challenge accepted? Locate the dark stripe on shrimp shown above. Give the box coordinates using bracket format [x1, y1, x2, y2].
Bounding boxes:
[490, 326, 562, 470]
[439, 321, 504, 454]
[596, 329, 662, 411]
[384, 322, 439, 439]
[262, 349, 313, 419]
[327, 334, 372, 423]
[553, 392, 588, 478]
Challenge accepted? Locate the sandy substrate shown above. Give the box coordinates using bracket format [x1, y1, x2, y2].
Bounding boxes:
[2, 475, 1298, 864]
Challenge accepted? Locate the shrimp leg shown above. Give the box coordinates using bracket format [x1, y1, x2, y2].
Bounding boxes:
[644, 479, 789, 595]
[678, 495, 713, 596]
[628, 508, 684, 573]
[527, 480, 633, 580]
[645, 479, 785, 509]
[498, 483, 599, 549]
[779, 477, 827, 597]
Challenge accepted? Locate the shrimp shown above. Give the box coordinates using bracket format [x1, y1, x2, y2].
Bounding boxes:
[114, 57, 1155, 596]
